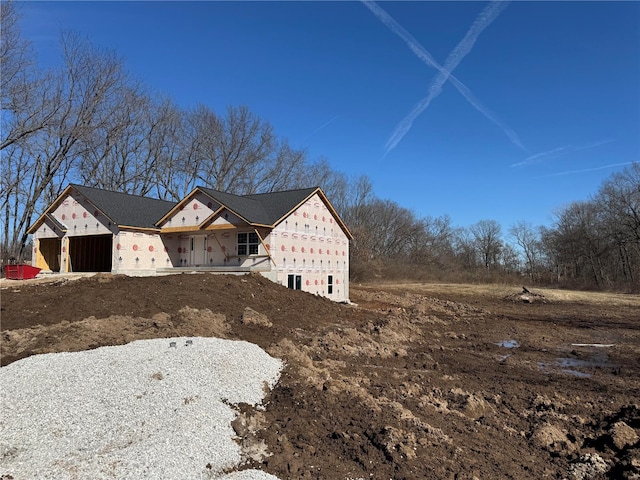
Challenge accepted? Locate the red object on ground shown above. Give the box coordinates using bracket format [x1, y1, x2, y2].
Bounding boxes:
[4, 264, 41, 280]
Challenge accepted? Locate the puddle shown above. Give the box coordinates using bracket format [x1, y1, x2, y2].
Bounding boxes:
[496, 340, 520, 349]
[538, 347, 617, 378]
[557, 356, 610, 369]
[561, 369, 592, 378]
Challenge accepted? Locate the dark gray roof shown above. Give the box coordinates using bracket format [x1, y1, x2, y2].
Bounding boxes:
[199, 187, 318, 226]
[72, 185, 176, 229]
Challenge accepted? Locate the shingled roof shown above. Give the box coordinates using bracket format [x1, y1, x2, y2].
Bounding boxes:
[70, 185, 177, 229]
[29, 184, 352, 239]
[198, 187, 318, 226]
[28, 185, 177, 234]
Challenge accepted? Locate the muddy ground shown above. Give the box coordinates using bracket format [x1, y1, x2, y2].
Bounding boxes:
[1, 273, 639, 479]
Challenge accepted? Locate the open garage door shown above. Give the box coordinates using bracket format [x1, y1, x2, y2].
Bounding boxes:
[36, 238, 62, 272]
[68, 235, 113, 272]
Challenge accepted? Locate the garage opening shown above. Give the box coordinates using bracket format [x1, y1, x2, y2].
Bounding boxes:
[68, 235, 112, 272]
[36, 238, 61, 272]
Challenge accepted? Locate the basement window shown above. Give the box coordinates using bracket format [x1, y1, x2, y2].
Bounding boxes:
[238, 232, 259, 255]
[288, 274, 302, 290]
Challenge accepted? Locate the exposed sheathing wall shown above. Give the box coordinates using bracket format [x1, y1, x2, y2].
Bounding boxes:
[208, 209, 242, 228]
[113, 231, 168, 275]
[57, 193, 116, 237]
[269, 193, 349, 302]
[161, 235, 182, 267]
[162, 192, 219, 230]
[32, 216, 64, 239]
[204, 231, 234, 266]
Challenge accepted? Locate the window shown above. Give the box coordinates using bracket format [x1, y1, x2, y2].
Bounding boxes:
[238, 232, 259, 255]
[287, 274, 302, 290]
[327, 275, 333, 294]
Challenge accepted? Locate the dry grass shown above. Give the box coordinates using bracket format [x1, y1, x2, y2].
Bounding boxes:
[358, 281, 640, 308]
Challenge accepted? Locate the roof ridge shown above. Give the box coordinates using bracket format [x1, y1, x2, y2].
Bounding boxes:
[197, 186, 318, 199]
[243, 186, 318, 198]
[71, 184, 175, 204]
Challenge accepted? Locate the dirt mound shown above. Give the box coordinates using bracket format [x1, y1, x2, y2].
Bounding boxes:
[2, 275, 640, 479]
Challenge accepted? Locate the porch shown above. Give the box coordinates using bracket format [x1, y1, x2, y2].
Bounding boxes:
[156, 265, 256, 274]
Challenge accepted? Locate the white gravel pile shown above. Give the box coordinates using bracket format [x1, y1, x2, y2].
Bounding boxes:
[0, 337, 283, 480]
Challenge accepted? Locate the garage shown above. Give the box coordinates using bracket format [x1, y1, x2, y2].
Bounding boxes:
[68, 235, 113, 272]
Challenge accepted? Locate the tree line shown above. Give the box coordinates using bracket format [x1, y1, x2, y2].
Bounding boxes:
[346, 163, 640, 292]
[2, 2, 638, 291]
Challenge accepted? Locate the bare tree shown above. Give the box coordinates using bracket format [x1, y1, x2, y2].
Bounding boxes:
[296, 157, 350, 214]
[453, 228, 477, 271]
[0, 0, 54, 153]
[509, 220, 541, 280]
[595, 162, 640, 285]
[185, 105, 305, 195]
[77, 87, 174, 197]
[2, 31, 129, 260]
[246, 140, 307, 194]
[470, 219, 503, 270]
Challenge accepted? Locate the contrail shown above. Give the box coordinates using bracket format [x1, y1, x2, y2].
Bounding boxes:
[361, 1, 527, 152]
[362, 1, 445, 74]
[511, 146, 571, 167]
[511, 139, 615, 167]
[366, 1, 511, 155]
[533, 161, 635, 179]
[304, 115, 340, 141]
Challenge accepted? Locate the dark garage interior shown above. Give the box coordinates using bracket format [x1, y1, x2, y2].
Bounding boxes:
[68, 235, 112, 272]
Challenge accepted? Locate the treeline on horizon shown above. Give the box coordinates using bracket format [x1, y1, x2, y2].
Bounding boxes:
[2, 2, 639, 292]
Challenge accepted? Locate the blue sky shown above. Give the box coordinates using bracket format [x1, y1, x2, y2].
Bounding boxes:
[17, 1, 640, 231]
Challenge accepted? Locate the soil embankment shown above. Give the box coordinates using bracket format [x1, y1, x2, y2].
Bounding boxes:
[2, 274, 639, 479]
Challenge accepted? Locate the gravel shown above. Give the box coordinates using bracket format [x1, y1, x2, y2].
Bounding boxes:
[0, 337, 283, 480]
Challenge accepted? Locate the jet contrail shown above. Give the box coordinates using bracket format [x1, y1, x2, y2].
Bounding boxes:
[362, 1, 446, 75]
[511, 146, 570, 167]
[363, 1, 512, 155]
[304, 115, 340, 141]
[511, 139, 615, 167]
[533, 161, 635, 179]
[386, 1, 510, 154]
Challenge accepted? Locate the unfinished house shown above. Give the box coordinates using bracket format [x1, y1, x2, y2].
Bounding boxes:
[28, 184, 352, 302]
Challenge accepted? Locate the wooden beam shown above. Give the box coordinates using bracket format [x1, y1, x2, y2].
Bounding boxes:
[119, 226, 162, 233]
[254, 228, 276, 267]
[65, 237, 71, 272]
[211, 233, 229, 261]
[204, 223, 239, 231]
[160, 226, 200, 234]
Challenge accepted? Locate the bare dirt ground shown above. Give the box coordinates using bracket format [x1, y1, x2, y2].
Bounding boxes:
[1, 273, 639, 479]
